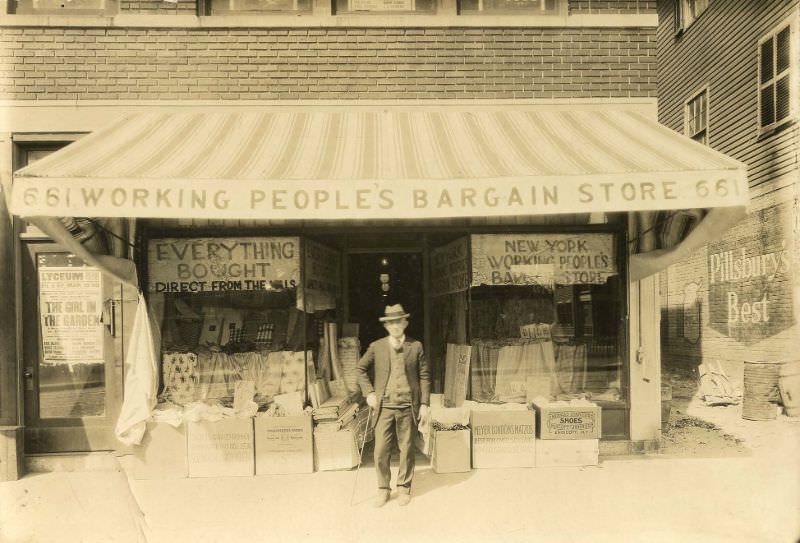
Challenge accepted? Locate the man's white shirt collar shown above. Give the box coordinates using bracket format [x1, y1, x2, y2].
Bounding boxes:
[389, 335, 406, 350]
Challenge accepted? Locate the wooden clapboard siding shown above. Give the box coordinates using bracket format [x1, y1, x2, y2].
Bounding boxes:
[657, 0, 799, 196]
[657, 0, 800, 371]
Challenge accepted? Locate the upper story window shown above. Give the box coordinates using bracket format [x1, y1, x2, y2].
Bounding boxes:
[759, 16, 797, 133]
[674, 0, 709, 33]
[12, 0, 116, 15]
[333, 0, 435, 14]
[459, 0, 563, 15]
[209, 0, 312, 14]
[684, 88, 708, 145]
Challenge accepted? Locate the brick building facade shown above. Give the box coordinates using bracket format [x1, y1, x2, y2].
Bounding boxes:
[0, 0, 685, 477]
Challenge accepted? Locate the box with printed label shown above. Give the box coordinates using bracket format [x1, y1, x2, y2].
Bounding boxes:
[131, 422, 188, 480]
[254, 415, 313, 475]
[531, 401, 601, 440]
[187, 418, 255, 478]
[431, 429, 471, 473]
[535, 438, 599, 467]
[314, 428, 359, 471]
[470, 410, 536, 469]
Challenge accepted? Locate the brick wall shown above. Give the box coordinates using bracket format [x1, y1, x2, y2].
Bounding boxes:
[660, 193, 798, 386]
[59, 0, 658, 15]
[0, 27, 656, 100]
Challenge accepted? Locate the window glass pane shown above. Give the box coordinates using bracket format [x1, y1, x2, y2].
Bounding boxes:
[460, 0, 560, 13]
[37, 254, 106, 419]
[760, 84, 775, 127]
[31, 0, 105, 8]
[776, 75, 791, 122]
[691, 130, 707, 145]
[336, 0, 433, 12]
[776, 27, 791, 74]
[467, 233, 624, 405]
[211, 0, 311, 12]
[760, 40, 774, 83]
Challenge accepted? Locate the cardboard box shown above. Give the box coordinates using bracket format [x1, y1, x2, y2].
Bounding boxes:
[431, 429, 471, 473]
[430, 393, 444, 408]
[531, 401, 602, 440]
[314, 428, 359, 471]
[471, 410, 536, 469]
[187, 418, 254, 478]
[535, 438, 599, 467]
[254, 415, 313, 475]
[431, 406, 469, 426]
[131, 422, 188, 480]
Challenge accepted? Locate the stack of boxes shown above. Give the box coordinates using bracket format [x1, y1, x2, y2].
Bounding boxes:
[470, 404, 536, 469]
[530, 399, 601, 467]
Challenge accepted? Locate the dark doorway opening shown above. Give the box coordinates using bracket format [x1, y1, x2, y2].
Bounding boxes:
[347, 252, 424, 349]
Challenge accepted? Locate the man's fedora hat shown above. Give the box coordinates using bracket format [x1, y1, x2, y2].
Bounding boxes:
[379, 304, 410, 322]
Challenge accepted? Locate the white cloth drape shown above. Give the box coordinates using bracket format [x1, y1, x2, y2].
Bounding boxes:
[114, 293, 160, 446]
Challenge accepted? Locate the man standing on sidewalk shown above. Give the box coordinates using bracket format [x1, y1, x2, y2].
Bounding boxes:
[357, 304, 430, 507]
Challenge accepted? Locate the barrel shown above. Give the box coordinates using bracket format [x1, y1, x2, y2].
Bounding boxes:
[742, 362, 781, 421]
[779, 361, 800, 418]
[660, 383, 672, 432]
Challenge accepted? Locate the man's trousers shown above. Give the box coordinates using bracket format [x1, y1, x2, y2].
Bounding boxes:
[373, 406, 415, 493]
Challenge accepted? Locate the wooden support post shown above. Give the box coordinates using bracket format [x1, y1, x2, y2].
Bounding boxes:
[0, 139, 23, 479]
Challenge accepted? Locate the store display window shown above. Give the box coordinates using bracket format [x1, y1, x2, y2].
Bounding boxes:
[430, 232, 627, 435]
[146, 236, 344, 410]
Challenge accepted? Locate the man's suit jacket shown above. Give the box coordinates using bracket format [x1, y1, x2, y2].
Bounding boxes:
[356, 336, 431, 428]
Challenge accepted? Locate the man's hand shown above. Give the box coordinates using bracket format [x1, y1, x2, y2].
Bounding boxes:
[366, 392, 378, 409]
[419, 404, 430, 423]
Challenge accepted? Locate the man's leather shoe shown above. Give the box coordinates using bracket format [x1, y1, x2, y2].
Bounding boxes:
[373, 489, 390, 508]
[397, 492, 411, 506]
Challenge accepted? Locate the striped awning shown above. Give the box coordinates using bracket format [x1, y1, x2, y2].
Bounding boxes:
[10, 108, 748, 220]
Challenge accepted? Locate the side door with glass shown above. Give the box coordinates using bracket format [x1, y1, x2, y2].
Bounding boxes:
[21, 243, 125, 453]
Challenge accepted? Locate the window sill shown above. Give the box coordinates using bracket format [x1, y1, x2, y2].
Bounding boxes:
[757, 117, 796, 141]
[0, 12, 657, 28]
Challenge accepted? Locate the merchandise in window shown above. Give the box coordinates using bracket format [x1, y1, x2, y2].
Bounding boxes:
[759, 20, 795, 132]
[148, 236, 346, 410]
[459, 0, 561, 14]
[430, 233, 626, 434]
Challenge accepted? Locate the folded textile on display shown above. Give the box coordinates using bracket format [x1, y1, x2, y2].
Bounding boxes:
[553, 343, 588, 395]
[472, 338, 590, 402]
[182, 401, 237, 423]
[161, 352, 199, 406]
[337, 337, 360, 393]
[470, 342, 499, 403]
[279, 351, 310, 395]
[197, 350, 241, 402]
[239, 351, 283, 405]
[233, 380, 259, 418]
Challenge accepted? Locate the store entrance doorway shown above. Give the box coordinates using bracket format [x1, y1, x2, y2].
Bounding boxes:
[347, 251, 424, 350]
[20, 243, 124, 453]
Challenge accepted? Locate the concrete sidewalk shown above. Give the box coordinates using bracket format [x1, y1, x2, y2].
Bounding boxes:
[3, 406, 799, 543]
